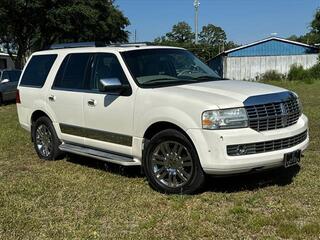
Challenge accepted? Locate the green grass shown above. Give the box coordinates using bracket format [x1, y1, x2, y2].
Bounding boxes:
[1, 81, 320, 239]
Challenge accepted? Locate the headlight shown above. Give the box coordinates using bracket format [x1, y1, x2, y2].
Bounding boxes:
[202, 108, 248, 129]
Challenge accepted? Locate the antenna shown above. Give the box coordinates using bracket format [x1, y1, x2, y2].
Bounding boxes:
[194, 0, 200, 44]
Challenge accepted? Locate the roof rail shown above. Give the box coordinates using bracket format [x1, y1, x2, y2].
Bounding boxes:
[107, 42, 153, 47]
[49, 41, 105, 50]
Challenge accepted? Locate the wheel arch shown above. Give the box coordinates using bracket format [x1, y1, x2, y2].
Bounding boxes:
[30, 110, 53, 142]
[143, 121, 198, 156]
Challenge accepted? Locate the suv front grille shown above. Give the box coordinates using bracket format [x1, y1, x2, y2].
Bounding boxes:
[245, 97, 301, 132]
[227, 130, 308, 156]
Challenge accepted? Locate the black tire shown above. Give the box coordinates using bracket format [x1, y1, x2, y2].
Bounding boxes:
[32, 116, 65, 160]
[143, 129, 205, 194]
[0, 93, 3, 106]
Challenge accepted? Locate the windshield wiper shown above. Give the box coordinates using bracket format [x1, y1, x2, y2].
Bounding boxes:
[193, 75, 222, 81]
[144, 78, 182, 84]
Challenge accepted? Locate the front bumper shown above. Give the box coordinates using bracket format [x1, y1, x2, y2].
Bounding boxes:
[187, 114, 309, 175]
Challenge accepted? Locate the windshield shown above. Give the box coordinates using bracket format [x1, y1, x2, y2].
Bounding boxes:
[121, 49, 221, 87]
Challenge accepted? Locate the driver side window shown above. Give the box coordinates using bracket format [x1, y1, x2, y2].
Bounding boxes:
[89, 53, 127, 90]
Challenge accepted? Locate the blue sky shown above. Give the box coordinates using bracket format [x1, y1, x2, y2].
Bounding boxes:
[115, 0, 320, 45]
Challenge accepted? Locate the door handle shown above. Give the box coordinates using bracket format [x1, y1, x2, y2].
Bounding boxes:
[48, 95, 56, 102]
[87, 99, 97, 107]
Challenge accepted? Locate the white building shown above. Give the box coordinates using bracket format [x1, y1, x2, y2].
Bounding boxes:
[208, 37, 319, 80]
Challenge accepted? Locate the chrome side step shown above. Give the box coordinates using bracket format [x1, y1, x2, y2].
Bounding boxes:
[59, 143, 141, 166]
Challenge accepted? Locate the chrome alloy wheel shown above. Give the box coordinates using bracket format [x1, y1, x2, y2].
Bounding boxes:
[151, 141, 194, 188]
[35, 124, 53, 157]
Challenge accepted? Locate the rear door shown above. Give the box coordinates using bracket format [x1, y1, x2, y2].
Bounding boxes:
[82, 53, 135, 156]
[47, 53, 93, 145]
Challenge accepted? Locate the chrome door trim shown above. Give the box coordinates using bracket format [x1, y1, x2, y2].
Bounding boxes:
[59, 123, 133, 147]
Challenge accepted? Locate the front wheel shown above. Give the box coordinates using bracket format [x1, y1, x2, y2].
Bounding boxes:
[143, 129, 205, 194]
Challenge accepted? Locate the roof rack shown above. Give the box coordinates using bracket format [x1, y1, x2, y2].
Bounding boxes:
[108, 42, 153, 47]
[48, 41, 155, 50]
[49, 42, 105, 50]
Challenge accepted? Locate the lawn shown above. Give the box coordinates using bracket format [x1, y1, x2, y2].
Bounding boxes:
[0, 81, 319, 239]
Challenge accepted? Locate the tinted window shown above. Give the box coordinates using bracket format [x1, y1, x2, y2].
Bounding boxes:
[4, 70, 21, 82]
[1, 71, 9, 80]
[20, 55, 57, 87]
[53, 53, 92, 89]
[88, 53, 127, 90]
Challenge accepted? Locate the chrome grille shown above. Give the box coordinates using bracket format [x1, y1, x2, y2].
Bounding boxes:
[245, 96, 301, 132]
[227, 130, 308, 156]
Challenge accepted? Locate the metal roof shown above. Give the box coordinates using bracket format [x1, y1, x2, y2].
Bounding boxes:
[224, 37, 319, 54]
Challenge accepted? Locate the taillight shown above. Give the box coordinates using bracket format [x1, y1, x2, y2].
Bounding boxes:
[16, 90, 21, 104]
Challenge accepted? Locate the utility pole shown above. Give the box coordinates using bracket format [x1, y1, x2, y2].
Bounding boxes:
[134, 29, 137, 43]
[194, 0, 200, 44]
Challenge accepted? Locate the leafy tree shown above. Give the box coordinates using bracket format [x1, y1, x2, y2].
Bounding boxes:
[288, 9, 320, 45]
[199, 24, 226, 45]
[0, 0, 129, 69]
[166, 21, 194, 43]
[311, 9, 320, 35]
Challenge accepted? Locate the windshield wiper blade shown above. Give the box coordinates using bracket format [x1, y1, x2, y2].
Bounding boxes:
[144, 78, 180, 84]
[194, 75, 221, 80]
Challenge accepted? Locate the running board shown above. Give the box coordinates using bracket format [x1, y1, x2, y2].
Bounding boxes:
[59, 143, 141, 166]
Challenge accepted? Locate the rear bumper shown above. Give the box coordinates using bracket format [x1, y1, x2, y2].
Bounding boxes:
[187, 114, 309, 175]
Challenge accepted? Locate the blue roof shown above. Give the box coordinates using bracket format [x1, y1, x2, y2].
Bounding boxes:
[225, 37, 319, 57]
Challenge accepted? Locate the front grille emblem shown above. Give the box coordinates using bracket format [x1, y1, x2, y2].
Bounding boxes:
[280, 103, 288, 127]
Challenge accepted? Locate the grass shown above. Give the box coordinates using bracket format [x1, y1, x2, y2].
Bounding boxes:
[0, 81, 320, 239]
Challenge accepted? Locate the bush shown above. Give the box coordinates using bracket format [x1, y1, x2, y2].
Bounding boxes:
[259, 70, 285, 81]
[309, 63, 320, 79]
[287, 64, 311, 81]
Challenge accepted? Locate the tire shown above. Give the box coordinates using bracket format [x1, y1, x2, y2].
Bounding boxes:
[0, 93, 3, 106]
[143, 129, 205, 194]
[32, 116, 65, 160]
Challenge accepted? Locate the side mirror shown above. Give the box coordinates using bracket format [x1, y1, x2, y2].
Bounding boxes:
[98, 78, 130, 95]
[1, 79, 9, 84]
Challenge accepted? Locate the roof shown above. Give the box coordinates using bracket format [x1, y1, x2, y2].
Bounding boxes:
[224, 36, 318, 54]
[208, 37, 319, 61]
[35, 45, 184, 56]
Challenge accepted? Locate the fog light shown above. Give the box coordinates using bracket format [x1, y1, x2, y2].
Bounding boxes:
[237, 145, 247, 155]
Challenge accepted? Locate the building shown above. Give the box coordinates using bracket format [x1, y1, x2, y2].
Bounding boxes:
[208, 37, 319, 80]
[0, 52, 15, 70]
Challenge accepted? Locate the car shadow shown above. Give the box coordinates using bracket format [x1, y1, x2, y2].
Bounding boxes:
[204, 166, 300, 193]
[65, 153, 300, 193]
[66, 153, 143, 178]
[0, 99, 16, 106]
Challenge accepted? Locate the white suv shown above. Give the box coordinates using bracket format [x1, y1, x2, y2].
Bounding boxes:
[17, 43, 309, 194]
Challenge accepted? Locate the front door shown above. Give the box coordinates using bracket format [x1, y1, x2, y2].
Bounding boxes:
[82, 53, 135, 156]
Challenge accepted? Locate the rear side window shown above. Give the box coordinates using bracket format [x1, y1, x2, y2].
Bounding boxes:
[20, 55, 57, 87]
[53, 53, 92, 89]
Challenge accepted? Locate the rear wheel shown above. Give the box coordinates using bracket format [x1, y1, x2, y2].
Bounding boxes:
[0, 93, 3, 105]
[32, 116, 65, 160]
[143, 129, 205, 194]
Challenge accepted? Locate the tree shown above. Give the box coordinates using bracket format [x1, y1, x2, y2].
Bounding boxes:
[0, 0, 130, 69]
[287, 9, 320, 45]
[166, 21, 194, 43]
[311, 9, 320, 35]
[199, 24, 226, 45]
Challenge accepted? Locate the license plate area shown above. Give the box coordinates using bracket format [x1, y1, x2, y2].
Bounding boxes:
[284, 150, 301, 168]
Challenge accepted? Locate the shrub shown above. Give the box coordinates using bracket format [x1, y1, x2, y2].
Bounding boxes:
[309, 63, 320, 79]
[287, 64, 311, 81]
[259, 70, 285, 81]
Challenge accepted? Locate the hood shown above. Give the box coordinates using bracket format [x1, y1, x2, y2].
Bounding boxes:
[160, 80, 287, 109]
